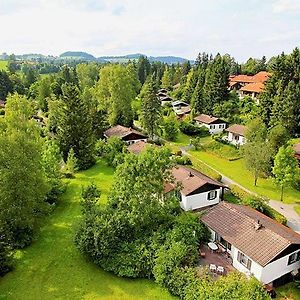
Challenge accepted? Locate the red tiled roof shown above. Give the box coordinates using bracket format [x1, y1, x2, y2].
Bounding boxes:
[226, 124, 246, 136]
[104, 125, 147, 139]
[252, 71, 271, 83]
[240, 82, 264, 93]
[165, 165, 225, 196]
[202, 202, 300, 267]
[194, 114, 226, 125]
[230, 74, 255, 83]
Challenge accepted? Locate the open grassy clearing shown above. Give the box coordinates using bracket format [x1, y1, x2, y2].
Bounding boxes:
[0, 61, 8, 71]
[276, 282, 300, 300]
[0, 160, 174, 300]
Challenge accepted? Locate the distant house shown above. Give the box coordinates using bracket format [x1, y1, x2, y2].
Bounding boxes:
[172, 100, 191, 116]
[127, 140, 157, 154]
[0, 100, 5, 109]
[226, 124, 246, 146]
[229, 71, 270, 101]
[104, 125, 148, 145]
[202, 202, 300, 286]
[294, 143, 300, 166]
[160, 96, 173, 106]
[165, 165, 226, 211]
[158, 88, 168, 94]
[194, 114, 227, 134]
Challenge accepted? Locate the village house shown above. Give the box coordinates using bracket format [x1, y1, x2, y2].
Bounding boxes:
[202, 202, 300, 286]
[226, 124, 246, 146]
[193, 114, 227, 134]
[172, 100, 191, 117]
[229, 71, 270, 101]
[165, 165, 226, 211]
[160, 95, 173, 106]
[104, 125, 148, 145]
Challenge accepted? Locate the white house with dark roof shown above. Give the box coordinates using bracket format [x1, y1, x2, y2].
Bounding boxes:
[104, 125, 148, 145]
[194, 114, 227, 134]
[202, 202, 300, 286]
[226, 124, 247, 146]
[165, 165, 226, 211]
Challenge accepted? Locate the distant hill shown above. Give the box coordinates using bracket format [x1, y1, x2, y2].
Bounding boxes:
[60, 51, 96, 60]
[98, 53, 192, 64]
[2, 51, 192, 64]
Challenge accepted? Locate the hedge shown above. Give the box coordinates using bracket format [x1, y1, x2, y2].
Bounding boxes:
[229, 184, 287, 225]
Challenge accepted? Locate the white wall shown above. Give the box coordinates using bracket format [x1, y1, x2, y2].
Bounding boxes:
[260, 250, 300, 284]
[195, 122, 226, 135]
[180, 188, 221, 211]
[227, 132, 245, 146]
[208, 228, 300, 284]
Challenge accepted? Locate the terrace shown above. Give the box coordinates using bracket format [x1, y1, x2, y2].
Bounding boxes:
[198, 245, 235, 277]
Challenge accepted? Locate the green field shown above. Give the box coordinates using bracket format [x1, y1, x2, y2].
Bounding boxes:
[0, 61, 8, 71]
[189, 150, 300, 205]
[0, 160, 174, 300]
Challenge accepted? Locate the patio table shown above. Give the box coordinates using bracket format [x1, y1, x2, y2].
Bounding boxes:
[208, 242, 218, 252]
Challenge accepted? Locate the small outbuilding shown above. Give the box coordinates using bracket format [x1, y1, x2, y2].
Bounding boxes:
[226, 124, 246, 146]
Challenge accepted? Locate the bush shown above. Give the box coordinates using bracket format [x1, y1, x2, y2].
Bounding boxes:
[0, 109, 5, 116]
[174, 155, 192, 166]
[229, 185, 287, 225]
[180, 121, 202, 136]
[229, 184, 251, 200]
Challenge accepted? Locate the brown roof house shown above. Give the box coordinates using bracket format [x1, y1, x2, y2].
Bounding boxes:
[127, 140, 157, 155]
[165, 165, 226, 211]
[202, 202, 300, 286]
[104, 125, 148, 145]
[194, 114, 227, 135]
[226, 124, 247, 146]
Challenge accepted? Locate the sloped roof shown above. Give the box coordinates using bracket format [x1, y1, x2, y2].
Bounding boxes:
[194, 114, 226, 125]
[230, 74, 254, 83]
[127, 141, 156, 154]
[166, 165, 225, 196]
[104, 125, 147, 139]
[202, 202, 300, 267]
[226, 124, 246, 136]
[252, 71, 271, 83]
[240, 82, 264, 93]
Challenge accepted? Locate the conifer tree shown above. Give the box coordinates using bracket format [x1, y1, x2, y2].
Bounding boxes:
[56, 83, 95, 170]
[140, 78, 162, 139]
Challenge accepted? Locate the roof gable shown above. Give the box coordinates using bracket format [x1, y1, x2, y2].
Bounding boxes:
[194, 114, 226, 125]
[202, 202, 300, 266]
[104, 125, 148, 140]
[226, 124, 246, 136]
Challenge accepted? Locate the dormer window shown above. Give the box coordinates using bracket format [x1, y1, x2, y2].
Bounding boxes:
[207, 190, 217, 200]
[288, 251, 300, 265]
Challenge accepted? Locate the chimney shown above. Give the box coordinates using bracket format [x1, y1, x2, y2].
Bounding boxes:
[189, 171, 194, 177]
[254, 219, 262, 231]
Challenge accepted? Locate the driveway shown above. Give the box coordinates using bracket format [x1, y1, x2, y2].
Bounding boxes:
[180, 147, 300, 233]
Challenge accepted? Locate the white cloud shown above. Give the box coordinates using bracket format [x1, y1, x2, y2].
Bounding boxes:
[0, 0, 299, 61]
[272, 0, 300, 13]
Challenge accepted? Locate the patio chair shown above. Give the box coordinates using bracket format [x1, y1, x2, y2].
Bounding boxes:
[217, 266, 224, 274]
[209, 264, 217, 272]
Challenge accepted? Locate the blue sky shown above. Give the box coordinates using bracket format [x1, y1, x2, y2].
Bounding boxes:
[0, 0, 299, 62]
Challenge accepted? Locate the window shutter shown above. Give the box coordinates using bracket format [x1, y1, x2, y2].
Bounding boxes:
[237, 251, 241, 263]
[247, 259, 252, 270]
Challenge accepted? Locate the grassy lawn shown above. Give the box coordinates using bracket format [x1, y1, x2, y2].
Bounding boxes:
[189, 150, 300, 206]
[0, 160, 174, 300]
[276, 282, 300, 300]
[0, 61, 8, 71]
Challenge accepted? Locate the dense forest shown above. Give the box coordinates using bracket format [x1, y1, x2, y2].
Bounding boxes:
[0, 48, 300, 299]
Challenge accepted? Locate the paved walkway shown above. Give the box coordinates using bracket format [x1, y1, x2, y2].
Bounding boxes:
[180, 146, 300, 233]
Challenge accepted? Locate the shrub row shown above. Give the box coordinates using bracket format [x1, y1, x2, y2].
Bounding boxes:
[229, 184, 287, 225]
